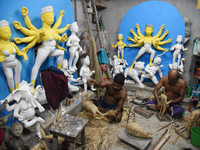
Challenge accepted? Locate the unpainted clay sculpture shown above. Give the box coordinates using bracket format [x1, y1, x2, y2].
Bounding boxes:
[169, 58, 185, 75]
[5, 81, 45, 139]
[61, 59, 81, 92]
[141, 57, 163, 85]
[66, 22, 84, 73]
[13, 6, 70, 93]
[109, 55, 128, 78]
[159, 94, 171, 118]
[0, 20, 28, 93]
[126, 122, 153, 138]
[2, 122, 25, 150]
[80, 56, 96, 92]
[128, 23, 172, 68]
[112, 34, 127, 60]
[33, 85, 48, 105]
[81, 91, 116, 119]
[186, 109, 200, 136]
[124, 61, 145, 88]
[170, 35, 187, 65]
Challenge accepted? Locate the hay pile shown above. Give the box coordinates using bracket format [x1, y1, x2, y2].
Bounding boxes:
[76, 110, 127, 150]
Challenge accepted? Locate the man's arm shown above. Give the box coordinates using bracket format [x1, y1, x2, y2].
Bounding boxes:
[154, 77, 165, 101]
[86, 79, 111, 88]
[114, 89, 127, 115]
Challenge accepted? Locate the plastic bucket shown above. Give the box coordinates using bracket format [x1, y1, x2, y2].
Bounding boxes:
[191, 127, 200, 147]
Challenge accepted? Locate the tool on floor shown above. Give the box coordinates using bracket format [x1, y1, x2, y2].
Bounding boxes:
[172, 134, 180, 145]
[157, 119, 178, 131]
[150, 129, 168, 150]
[175, 125, 190, 140]
[134, 106, 153, 119]
[154, 124, 172, 150]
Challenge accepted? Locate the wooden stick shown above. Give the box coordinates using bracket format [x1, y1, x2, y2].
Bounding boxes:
[154, 133, 171, 150]
[151, 129, 168, 150]
[157, 120, 178, 131]
[172, 135, 180, 145]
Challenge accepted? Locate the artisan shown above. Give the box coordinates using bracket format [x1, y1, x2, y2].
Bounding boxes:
[146, 69, 186, 117]
[86, 73, 127, 122]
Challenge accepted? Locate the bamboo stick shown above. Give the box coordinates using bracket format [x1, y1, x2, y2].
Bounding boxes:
[154, 133, 171, 150]
[157, 120, 178, 131]
[151, 129, 168, 150]
[172, 135, 180, 145]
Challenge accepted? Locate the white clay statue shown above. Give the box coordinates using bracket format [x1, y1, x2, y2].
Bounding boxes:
[141, 57, 163, 85]
[33, 85, 48, 105]
[124, 61, 145, 88]
[79, 56, 96, 92]
[169, 58, 185, 74]
[109, 55, 128, 78]
[170, 35, 187, 65]
[61, 59, 81, 92]
[66, 22, 84, 73]
[5, 81, 45, 139]
[0, 20, 27, 93]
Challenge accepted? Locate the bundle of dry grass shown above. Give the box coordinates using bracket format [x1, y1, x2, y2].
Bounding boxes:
[126, 122, 153, 138]
[82, 91, 116, 119]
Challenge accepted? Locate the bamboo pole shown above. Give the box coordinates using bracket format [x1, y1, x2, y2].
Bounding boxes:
[151, 129, 168, 150]
[154, 133, 171, 150]
[157, 120, 178, 132]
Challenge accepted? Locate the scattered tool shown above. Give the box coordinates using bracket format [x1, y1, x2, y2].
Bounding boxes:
[154, 124, 172, 150]
[157, 120, 178, 131]
[151, 129, 168, 150]
[134, 106, 154, 119]
[175, 125, 189, 140]
[172, 135, 180, 145]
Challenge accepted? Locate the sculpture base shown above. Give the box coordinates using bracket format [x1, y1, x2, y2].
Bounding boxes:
[156, 113, 172, 121]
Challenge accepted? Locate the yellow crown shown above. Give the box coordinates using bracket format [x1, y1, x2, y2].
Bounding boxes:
[0, 20, 9, 28]
[41, 5, 54, 14]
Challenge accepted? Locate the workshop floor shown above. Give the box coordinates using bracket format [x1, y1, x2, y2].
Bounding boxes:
[76, 102, 198, 150]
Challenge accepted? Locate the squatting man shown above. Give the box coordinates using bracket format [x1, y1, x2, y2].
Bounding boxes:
[86, 73, 127, 122]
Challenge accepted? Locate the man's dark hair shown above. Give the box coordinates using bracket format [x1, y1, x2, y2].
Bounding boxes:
[114, 73, 125, 85]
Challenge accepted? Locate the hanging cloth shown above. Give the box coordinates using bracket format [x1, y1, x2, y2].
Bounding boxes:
[97, 48, 109, 64]
[41, 66, 68, 109]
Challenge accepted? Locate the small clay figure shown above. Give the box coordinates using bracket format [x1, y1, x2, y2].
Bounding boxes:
[5, 81, 45, 139]
[141, 56, 163, 85]
[112, 34, 127, 60]
[124, 61, 145, 88]
[61, 59, 81, 92]
[3, 122, 26, 150]
[80, 56, 96, 92]
[66, 22, 84, 73]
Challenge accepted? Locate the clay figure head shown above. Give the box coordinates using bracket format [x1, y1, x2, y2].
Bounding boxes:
[71, 22, 78, 33]
[83, 56, 90, 65]
[62, 59, 68, 69]
[145, 24, 154, 35]
[176, 35, 183, 43]
[41, 6, 54, 25]
[154, 57, 161, 64]
[0, 20, 11, 40]
[118, 34, 123, 40]
[113, 73, 125, 90]
[11, 122, 23, 137]
[168, 69, 179, 84]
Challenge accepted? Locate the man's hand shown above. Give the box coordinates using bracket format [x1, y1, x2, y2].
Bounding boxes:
[156, 101, 161, 109]
[86, 79, 96, 85]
